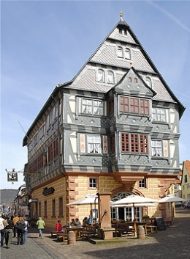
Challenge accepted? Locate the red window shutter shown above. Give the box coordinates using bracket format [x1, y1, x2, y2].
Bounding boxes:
[102, 135, 108, 154]
[80, 134, 86, 153]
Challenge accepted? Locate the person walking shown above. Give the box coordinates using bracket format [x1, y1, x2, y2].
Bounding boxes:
[15, 218, 25, 245]
[3, 216, 14, 249]
[12, 214, 20, 237]
[23, 217, 29, 244]
[36, 217, 45, 238]
[0, 214, 5, 247]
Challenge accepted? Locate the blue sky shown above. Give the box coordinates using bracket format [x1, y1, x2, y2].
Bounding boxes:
[1, 0, 190, 189]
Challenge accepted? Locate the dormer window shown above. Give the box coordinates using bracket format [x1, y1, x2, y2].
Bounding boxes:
[107, 70, 114, 84]
[124, 48, 131, 60]
[146, 76, 152, 88]
[97, 69, 105, 83]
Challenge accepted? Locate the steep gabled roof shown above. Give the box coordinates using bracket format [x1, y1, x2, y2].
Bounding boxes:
[111, 66, 156, 97]
[63, 17, 185, 116]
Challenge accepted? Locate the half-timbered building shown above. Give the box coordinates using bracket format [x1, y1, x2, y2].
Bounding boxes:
[23, 15, 184, 229]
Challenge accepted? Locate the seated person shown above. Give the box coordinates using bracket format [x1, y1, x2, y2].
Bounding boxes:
[82, 217, 88, 226]
[87, 215, 93, 225]
[70, 218, 76, 227]
[74, 218, 82, 227]
[55, 220, 62, 232]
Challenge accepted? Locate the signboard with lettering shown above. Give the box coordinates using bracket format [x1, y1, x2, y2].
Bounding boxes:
[42, 187, 55, 196]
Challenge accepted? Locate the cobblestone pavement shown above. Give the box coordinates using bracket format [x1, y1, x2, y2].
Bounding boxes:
[1, 208, 190, 259]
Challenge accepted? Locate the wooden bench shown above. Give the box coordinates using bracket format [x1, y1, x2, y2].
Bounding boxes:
[80, 226, 98, 239]
[112, 222, 135, 237]
[145, 225, 158, 235]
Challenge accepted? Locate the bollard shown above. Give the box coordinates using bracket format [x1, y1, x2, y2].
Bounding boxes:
[137, 225, 145, 239]
[67, 231, 76, 245]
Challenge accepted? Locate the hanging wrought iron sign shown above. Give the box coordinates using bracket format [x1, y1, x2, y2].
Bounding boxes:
[6, 169, 18, 182]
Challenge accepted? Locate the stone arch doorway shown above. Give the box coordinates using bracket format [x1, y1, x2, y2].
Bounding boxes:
[111, 188, 145, 222]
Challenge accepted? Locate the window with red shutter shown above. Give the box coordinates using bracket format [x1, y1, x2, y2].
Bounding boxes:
[119, 96, 149, 115]
[121, 133, 148, 154]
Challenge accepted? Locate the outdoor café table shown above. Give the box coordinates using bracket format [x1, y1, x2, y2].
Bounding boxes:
[67, 227, 84, 240]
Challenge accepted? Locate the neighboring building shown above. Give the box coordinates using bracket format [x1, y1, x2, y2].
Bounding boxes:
[14, 185, 30, 216]
[181, 160, 190, 200]
[23, 16, 185, 229]
[0, 189, 18, 215]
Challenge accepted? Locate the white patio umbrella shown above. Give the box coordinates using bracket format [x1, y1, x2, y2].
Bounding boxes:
[159, 195, 186, 203]
[67, 194, 98, 205]
[111, 194, 158, 207]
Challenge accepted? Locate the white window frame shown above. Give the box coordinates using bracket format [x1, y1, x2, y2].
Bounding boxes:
[87, 135, 101, 154]
[146, 76, 152, 88]
[89, 178, 97, 188]
[97, 69, 105, 82]
[117, 45, 131, 60]
[80, 98, 104, 116]
[151, 140, 163, 157]
[152, 108, 167, 122]
[139, 178, 147, 188]
[124, 48, 131, 60]
[117, 46, 124, 58]
[107, 70, 115, 84]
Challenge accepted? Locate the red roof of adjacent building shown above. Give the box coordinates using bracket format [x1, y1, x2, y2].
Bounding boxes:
[184, 160, 190, 176]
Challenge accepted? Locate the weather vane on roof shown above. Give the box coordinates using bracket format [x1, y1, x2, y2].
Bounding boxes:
[120, 11, 124, 21]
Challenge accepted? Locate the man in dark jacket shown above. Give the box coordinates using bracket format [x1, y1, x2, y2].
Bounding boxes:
[3, 216, 14, 249]
[16, 218, 25, 245]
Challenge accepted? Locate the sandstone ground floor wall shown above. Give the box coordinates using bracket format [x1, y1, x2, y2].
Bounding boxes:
[30, 173, 176, 229]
